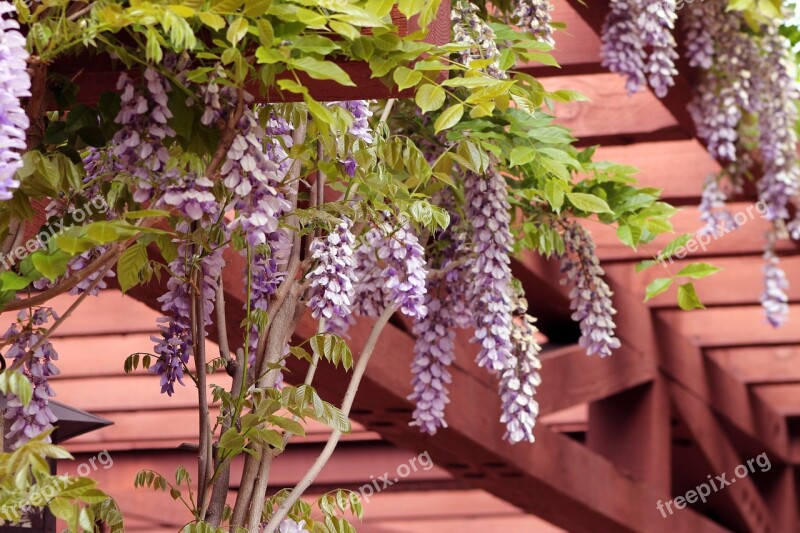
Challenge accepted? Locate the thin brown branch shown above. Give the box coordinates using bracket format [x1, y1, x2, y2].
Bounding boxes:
[260, 303, 399, 533]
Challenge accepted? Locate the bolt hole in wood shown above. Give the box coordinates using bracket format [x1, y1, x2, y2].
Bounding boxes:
[462, 472, 486, 479]
[367, 420, 394, 428]
[497, 471, 525, 478]
[481, 462, 508, 469]
[384, 407, 413, 415]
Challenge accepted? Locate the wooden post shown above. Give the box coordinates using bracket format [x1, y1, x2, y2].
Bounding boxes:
[588, 375, 671, 494]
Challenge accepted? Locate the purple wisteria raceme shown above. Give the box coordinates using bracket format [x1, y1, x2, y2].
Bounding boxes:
[560, 222, 621, 357]
[451, 1, 506, 79]
[512, 0, 554, 45]
[761, 240, 789, 328]
[0, 1, 30, 200]
[307, 218, 358, 324]
[498, 293, 542, 444]
[329, 100, 373, 177]
[151, 227, 226, 396]
[699, 175, 738, 237]
[638, 0, 678, 98]
[683, 1, 757, 163]
[464, 170, 514, 372]
[3, 308, 60, 449]
[379, 224, 428, 319]
[161, 172, 218, 221]
[601, 0, 647, 94]
[279, 519, 309, 533]
[752, 29, 799, 222]
[409, 291, 455, 435]
[112, 69, 176, 203]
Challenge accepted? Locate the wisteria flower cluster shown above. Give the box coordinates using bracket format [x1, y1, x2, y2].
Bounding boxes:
[464, 170, 514, 372]
[2, 308, 60, 449]
[512, 0, 555, 45]
[152, 229, 226, 396]
[698, 175, 738, 237]
[0, 1, 30, 201]
[560, 222, 621, 357]
[307, 218, 358, 324]
[451, 1, 506, 79]
[601, 0, 678, 96]
[498, 292, 542, 444]
[112, 70, 177, 203]
[330, 100, 373, 176]
[761, 240, 789, 328]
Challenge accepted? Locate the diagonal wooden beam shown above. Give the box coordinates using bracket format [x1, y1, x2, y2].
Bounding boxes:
[518, 251, 792, 463]
[669, 379, 774, 532]
[122, 246, 720, 533]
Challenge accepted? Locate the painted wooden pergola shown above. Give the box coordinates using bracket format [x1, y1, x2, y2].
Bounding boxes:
[98, 1, 799, 531]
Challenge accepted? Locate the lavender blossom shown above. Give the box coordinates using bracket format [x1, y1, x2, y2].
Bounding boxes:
[638, 0, 678, 98]
[329, 100, 373, 176]
[307, 218, 358, 324]
[161, 173, 218, 221]
[698, 175, 737, 237]
[409, 293, 456, 435]
[498, 293, 542, 444]
[151, 230, 226, 395]
[3, 308, 60, 449]
[112, 70, 176, 202]
[279, 519, 309, 533]
[464, 170, 514, 372]
[512, 0, 554, 45]
[0, 2, 30, 200]
[752, 29, 799, 222]
[761, 242, 789, 328]
[451, 1, 506, 79]
[601, 0, 647, 94]
[560, 222, 621, 357]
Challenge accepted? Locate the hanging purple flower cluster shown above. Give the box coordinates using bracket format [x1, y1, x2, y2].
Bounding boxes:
[408, 193, 472, 434]
[512, 0, 554, 45]
[638, 0, 678, 98]
[2, 308, 60, 449]
[761, 240, 789, 328]
[306, 218, 358, 324]
[451, 1, 506, 79]
[408, 294, 456, 435]
[464, 170, 514, 372]
[161, 173, 218, 221]
[112, 69, 176, 203]
[339, 221, 429, 335]
[684, 2, 757, 163]
[752, 29, 799, 222]
[499, 292, 542, 444]
[560, 222, 621, 357]
[601, 0, 646, 94]
[151, 226, 226, 396]
[0, 1, 29, 201]
[329, 100, 373, 177]
[698, 175, 738, 237]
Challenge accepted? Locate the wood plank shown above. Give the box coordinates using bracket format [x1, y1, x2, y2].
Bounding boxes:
[538, 343, 656, 415]
[752, 384, 800, 417]
[606, 255, 800, 308]
[593, 140, 720, 204]
[669, 380, 774, 532]
[121, 249, 727, 532]
[706, 347, 800, 385]
[590, 202, 792, 263]
[514, 251, 793, 462]
[657, 306, 800, 348]
[539, 74, 679, 141]
[588, 379, 670, 492]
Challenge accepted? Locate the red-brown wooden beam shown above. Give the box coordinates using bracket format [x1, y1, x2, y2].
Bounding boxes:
[669, 381, 774, 532]
[120, 246, 723, 532]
